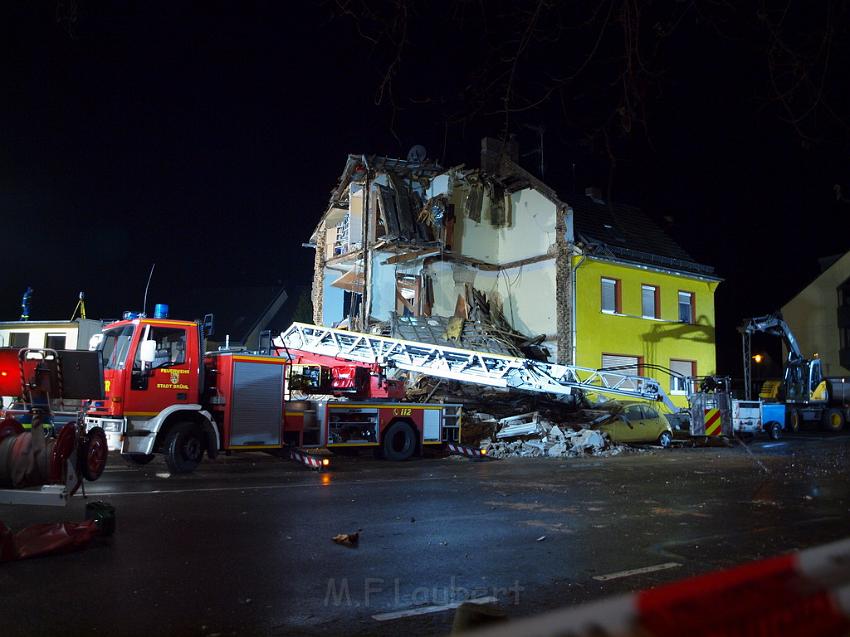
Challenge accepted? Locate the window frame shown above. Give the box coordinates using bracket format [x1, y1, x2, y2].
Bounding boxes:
[669, 359, 697, 395]
[601, 353, 644, 377]
[600, 277, 622, 314]
[641, 283, 661, 319]
[677, 290, 695, 324]
[8, 332, 29, 348]
[44, 333, 67, 350]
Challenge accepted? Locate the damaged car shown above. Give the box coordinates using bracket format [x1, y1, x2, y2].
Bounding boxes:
[595, 401, 673, 448]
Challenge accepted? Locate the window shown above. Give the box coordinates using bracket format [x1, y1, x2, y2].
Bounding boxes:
[45, 333, 66, 350]
[9, 332, 29, 348]
[670, 359, 696, 394]
[624, 404, 644, 421]
[601, 278, 621, 314]
[678, 291, 695, 323]
[99, 325, 136, 370]
[601, 354, 641, 377]
[642, 406, 660, 420]
[641, 285, 660, 319]
[134, 327, 187, 370]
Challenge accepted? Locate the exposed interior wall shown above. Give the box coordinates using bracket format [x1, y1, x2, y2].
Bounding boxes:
[451, 184, 557, 266]
[452, 183, 498, 262]
[369, 251, 399, 322]
[321, 269, 345, 326]
[573, 256, 719, 409]
[426, 261, 469, 317]
[495, 189, 557, 264]
[782, 250, 850, 376]
[473, 261, 557, 341]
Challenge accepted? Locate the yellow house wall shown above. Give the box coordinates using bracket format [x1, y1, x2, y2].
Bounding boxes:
[781, 250, 850, 376]
[573, 256, 719, 408]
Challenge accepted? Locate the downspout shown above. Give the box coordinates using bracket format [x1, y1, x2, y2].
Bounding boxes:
[571, 253, 587, 367]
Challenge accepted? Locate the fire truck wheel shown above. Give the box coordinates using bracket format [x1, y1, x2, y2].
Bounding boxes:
[382, 421, 417, 461]
[121, 453, 155, 465]
[80, 427, 108, 481]
[164, 422, 204, 474]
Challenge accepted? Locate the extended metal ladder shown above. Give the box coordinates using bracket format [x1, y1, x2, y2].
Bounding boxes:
[275, 323, 677, 411]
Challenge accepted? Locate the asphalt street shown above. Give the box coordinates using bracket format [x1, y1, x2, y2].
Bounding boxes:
[1, 432, 849, 636]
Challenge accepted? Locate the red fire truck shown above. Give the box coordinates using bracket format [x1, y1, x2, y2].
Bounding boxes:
[84, 312, 462, 473]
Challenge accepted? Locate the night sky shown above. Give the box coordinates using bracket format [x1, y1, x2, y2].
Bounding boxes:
[2, 2, 849, 376]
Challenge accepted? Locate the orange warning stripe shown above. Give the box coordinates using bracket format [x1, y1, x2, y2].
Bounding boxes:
[705, 408, 722, 436]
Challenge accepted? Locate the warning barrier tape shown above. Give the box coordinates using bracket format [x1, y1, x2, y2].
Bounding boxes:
[446, 443, 491, 459]
[289, 450, 327, 470]
[471, 536, 850, 637]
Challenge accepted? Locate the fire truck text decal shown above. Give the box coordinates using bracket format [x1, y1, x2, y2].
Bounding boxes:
[157, 368, 189, 390]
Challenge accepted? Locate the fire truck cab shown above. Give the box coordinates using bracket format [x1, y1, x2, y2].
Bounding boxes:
[85, 314, 461, 473]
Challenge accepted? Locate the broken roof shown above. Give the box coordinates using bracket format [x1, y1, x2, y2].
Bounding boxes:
[569, 196, 716, 277]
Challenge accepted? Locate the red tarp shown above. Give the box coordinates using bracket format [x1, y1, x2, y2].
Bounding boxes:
[0, 519, 99, 562]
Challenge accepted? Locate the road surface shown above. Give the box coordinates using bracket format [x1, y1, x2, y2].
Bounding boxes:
[1, 432, 849, 636]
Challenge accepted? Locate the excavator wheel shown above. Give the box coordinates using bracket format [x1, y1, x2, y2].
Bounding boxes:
[787, 408, 801, 433]
[821, 408, 845, 433]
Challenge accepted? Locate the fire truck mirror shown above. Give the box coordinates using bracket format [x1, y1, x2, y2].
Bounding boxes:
[139, 339, 157, 365]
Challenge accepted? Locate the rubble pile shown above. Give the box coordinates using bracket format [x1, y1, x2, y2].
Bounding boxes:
[479, 411, 634, 459]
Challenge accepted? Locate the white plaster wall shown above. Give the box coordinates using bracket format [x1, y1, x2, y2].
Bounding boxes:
[452, 186, 556, 266]
[473, 259, 557, 337]
[496, 189, 557, 264]
[452, 185, 498, 262]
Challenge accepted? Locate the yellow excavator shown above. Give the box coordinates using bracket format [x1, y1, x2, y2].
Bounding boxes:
[741, 312, 849, 432]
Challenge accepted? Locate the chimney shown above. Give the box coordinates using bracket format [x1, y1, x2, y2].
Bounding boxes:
[480, 136, 519, 174]
[585, 186, 604, 205]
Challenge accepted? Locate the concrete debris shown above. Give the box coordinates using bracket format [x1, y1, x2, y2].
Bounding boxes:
[496, 412, 557, 439]
[570, 429, 606, 452]
[484, 425, 633, 459]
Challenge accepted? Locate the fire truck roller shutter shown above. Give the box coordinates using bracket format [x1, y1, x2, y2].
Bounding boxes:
[382, 419, 418, 461]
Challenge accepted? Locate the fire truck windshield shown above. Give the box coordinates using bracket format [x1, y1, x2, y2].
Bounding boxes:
[99, 325, 136, 370]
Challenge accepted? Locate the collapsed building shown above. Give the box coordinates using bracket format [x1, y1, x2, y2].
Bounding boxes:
[307, 138, 721, 409]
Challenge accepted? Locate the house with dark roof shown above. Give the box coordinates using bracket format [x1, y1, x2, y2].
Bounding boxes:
[308, 138, 720, 407]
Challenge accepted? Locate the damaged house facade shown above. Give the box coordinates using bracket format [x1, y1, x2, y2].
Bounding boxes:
[308, 138, 721, 408]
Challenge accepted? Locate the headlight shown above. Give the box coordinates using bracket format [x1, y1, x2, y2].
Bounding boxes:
[101, 421, 123, 433]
